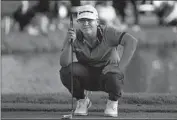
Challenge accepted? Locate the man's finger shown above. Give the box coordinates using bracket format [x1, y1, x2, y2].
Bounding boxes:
[68, 28, 74, 31]
[103, 68, 110, 74]
[102, 69, 106, 74]
[102, 67, 108, 73]
[102, 66, 111, 74]
[103, 68, 122, 75]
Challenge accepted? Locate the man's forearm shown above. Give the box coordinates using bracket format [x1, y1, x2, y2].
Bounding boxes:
[119, 34, 138, 71]
[60, 42, 73, 67]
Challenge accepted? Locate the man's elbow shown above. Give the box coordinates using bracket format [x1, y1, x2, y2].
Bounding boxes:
[131, 37, 138, 49]
[125, 34, 138, 48]
[60, 60, 69, 68]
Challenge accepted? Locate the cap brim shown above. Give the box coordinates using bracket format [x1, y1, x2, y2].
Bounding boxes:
[77, 16, 97, 20]
[77, 13, 98, 20]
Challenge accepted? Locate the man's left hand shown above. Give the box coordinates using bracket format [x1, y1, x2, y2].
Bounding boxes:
[102, 64, 123, 75]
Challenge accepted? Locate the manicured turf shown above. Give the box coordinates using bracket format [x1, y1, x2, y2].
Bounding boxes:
[2, 92, 177, 105]
[2, 93, 177, 113]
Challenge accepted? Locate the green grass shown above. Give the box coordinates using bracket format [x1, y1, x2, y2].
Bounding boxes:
[2, 103, 177, 112]
[2, 92, 177, 112]
[2, 92, 177, 105]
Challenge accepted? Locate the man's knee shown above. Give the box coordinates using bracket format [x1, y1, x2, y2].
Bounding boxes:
[60, 62, 89, 76]
[104, 72, 124, 82]
[60, 63, 81, 75]
[59, 62, 88, 84]
[60, 65, 70, 76]
[102, 72, 124, 92]
[59, 64, 72, 85]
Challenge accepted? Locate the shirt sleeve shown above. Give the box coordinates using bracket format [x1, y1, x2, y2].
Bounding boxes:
[104, 26, 126, 47]
[72, 41, 78, 52]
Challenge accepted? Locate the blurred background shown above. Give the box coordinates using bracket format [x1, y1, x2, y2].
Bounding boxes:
[1, 0, 177, 94]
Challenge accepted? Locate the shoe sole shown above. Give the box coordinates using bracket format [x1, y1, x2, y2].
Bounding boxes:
[104, 113, 118, 117]
[74, 100, 92, 116]
[104, 111, 118, 117]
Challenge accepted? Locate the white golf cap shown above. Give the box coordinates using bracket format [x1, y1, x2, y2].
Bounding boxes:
[77, 5, 98, 20]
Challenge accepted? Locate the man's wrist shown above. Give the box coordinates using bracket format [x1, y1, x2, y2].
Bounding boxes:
[118, 64, 126, 72]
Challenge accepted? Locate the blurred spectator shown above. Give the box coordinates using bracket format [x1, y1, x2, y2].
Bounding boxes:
[51, 1, 69, 30]
[13, 0, 35, 31]
[153, 1, 176, 26]
[70, 0, 80, 6]
[164, 1, 177, 26]
[81, 1, 96, 6]
[112, 0, 126, 24]
[34, 0, 50, 35]
[112, 0, 140, 31]
[69, 0, 80, 17]
[141, 0, 153, 5]
[137, 0, 177, 26]
[12, 0, 68, 35]
[34, 0, 50, 13]
[1, 15, 14, 35]
[49, 0, 60, 31]
[57, 1, 69, 19]
[138, 0, 155, 14]
[12, 0, 50, 35]
[95, 1, 121, 29]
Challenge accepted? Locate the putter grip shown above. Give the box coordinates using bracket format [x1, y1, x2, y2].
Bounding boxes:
[70, 38, 73, 43]
[70, 14, 73, 28]
[70, 14, 74, 44]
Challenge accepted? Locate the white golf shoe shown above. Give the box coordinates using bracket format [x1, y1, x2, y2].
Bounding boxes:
[104, 99, 118, 117]
[74, 97, 92, 116]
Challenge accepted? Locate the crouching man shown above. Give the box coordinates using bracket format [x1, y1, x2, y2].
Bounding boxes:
[59, 5, 138, 117]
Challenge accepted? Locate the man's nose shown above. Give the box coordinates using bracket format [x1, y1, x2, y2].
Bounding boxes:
[83, 21, 89, 25]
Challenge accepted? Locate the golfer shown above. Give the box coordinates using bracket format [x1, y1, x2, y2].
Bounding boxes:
[60, 5, 137, 117]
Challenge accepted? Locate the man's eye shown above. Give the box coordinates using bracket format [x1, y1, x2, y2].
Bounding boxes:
[81, 20, 86, 22]
[78, 19, 93, 23]
[88, 20, 92, 22]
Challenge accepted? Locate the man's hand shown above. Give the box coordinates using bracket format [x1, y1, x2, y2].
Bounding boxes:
[67, 28, 76, 43]
[102, 64, 124, 80]
[102, 64, 122, 74]
[102, 64, 123, 74]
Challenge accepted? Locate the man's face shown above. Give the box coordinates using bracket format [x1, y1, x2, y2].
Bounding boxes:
[77, 18, 98, 34]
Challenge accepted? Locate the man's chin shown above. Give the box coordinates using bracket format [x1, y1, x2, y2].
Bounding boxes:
[83, 30, 91, 34]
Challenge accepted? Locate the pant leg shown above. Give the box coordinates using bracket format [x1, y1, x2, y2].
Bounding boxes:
[60, 62, 89, 100]
[99, 72, 124, 101]
[84, 66, 103, 91]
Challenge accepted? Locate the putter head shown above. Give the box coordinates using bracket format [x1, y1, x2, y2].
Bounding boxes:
[61, 114, 72, 119]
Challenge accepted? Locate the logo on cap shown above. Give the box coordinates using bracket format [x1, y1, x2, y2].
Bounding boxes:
[77, 5, 98, 20]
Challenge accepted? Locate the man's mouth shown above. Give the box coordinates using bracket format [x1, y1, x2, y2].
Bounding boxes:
[83, 27, 90, 29]
[83, 26, 91, 28]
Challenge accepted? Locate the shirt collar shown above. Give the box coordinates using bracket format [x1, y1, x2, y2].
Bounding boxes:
[83, 37, 100, 44]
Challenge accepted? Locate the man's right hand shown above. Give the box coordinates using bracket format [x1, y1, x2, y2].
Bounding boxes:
[67, 28, 76, 43]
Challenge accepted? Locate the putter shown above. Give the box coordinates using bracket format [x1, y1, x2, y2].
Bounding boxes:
[61, 114, 72, 119]
[61, 12, 74, 120]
